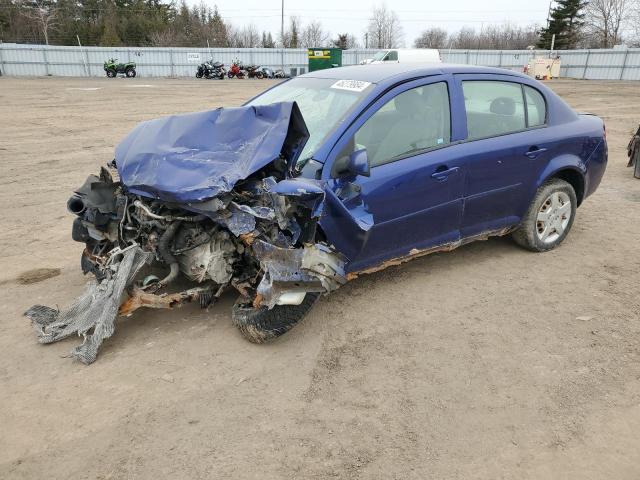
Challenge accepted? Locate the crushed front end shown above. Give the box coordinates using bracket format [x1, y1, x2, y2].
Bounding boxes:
[26, 102, 346, 363]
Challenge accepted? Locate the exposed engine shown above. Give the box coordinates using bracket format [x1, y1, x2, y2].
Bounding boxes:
[25, 101, 347, 364]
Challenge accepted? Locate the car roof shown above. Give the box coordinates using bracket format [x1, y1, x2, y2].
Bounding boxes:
[300, 63, 529, 84]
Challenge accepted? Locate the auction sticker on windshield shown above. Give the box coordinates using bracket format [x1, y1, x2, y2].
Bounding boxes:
[330, 80, 372, 92]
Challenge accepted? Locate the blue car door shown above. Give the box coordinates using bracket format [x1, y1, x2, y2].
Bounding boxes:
[454, 75, 551, 237]
[320, 76, 468, 273]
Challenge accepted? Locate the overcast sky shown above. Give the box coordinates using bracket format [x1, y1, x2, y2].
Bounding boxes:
[194, 0, 552, 46]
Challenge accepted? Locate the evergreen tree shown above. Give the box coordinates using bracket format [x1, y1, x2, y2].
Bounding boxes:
[537, 0, 586, 49]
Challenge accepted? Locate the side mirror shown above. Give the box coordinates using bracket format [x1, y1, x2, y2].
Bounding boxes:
[347, 148, 370, 177]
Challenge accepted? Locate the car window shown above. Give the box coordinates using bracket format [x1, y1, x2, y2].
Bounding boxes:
[353, 82, 451, 168]
[246, 77, 373, 163]
[462, 81, 526, 140]
[524, 85, 546, 127]
[385, 50, 398, 61]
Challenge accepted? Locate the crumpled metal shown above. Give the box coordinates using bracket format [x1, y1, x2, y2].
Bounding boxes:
[24, 247, 153, 365]
[115, 102, 309, 203]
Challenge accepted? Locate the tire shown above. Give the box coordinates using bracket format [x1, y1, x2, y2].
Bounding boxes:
[227, 71, 234, 79]
[196, 72, 202, 78]
[106, 69, 116, 78]
[126, 68, 136, 78]
[232, 293, 320, 344]
[512, 178, 577, 252]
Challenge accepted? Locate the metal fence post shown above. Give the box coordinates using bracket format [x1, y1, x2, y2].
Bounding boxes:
[619, 48, 630, 80]
[498, 50, 503, 67]
[42, 46, 50, 76]
[582, 50, 591, 79]
[0, 45, 5, 76]
[170, 49, 175, 77]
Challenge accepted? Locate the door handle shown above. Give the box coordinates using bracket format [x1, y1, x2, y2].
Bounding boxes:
[525, 147, 548, 159]
[431, 166, 459, 181]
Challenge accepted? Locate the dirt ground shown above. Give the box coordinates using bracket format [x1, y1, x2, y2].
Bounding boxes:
[0, 75, 639, 479]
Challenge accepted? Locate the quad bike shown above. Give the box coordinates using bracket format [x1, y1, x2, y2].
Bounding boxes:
[104, 58, 136, 78]
[227, 60, 246, 79]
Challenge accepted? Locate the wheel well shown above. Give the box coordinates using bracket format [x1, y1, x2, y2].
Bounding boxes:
[551, 169, 585, 206]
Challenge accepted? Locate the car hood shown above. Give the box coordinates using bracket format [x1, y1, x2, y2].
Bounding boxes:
[115, 101, 309, 203]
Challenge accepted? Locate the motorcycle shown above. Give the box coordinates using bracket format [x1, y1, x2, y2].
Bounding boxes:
[196, 61, 225, 80]
[227, 60, 247, 79]
[260, 67, 274, 79]
[245, 65, 265, 79]
[273, 69, 288, 79]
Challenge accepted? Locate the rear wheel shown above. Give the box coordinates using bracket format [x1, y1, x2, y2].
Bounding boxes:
[106, 68, 116, 78]
[232, 293, 320, 344]
[512, 178, 577, 252]
[125, 68, 136, 78]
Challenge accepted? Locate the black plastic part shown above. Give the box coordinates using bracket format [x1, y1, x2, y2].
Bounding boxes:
[72, 217, 90, 243]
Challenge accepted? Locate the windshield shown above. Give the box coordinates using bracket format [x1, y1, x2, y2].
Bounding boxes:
[246, 77, 374, 162]
[372, 51, 388, 61]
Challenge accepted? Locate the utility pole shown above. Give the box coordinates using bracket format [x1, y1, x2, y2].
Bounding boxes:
[280, 0, 284, 71]
[365, 33, 368, 49]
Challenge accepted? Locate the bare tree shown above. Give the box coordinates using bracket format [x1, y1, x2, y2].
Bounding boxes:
[447, 23, 539, 49]
[414, 27, 448, 48]
[332, 33, 360, 49]
[19, 0, 58, 45]
[366, 4, 403, 48]
[301, 20, 329, 47]
[280, 16, 301, 48]
[228, 23, 260, 47]
[631, 0, 640, 46]
[584, 0, 630, 47]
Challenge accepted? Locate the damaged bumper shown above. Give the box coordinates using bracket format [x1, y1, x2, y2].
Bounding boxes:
[26, 102, 346, 363]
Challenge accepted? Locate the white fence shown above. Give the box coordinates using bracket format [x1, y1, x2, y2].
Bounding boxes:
[1, 43, 639, 80]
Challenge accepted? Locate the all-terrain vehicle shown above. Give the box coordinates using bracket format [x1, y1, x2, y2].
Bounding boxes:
[104, 58, 137, 78]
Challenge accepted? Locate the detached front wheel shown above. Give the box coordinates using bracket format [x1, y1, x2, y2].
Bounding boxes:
[512, 178, 577, 252]
[232, 293, 320, 344]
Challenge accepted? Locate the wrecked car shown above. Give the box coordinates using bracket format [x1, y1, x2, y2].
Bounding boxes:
[27, 64, 608, 364]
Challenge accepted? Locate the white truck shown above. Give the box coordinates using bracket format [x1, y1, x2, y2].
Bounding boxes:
[361, 49, 441, 64]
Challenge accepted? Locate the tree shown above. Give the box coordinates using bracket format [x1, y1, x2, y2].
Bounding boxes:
[261, 31, 276, 48]
[366, 3, 403, 48]
[414, 27, 448, 48]
[537, 0, 586, 49]
[209, 5, 228, 47]
[332, 33, 359, 49]
[583, 0, 630, 47]
[280, 15, 300, 47]
[228, 23, 260, 47]
[18, 0, 58, 45]
[99, 3, 122, 46]
[301, 20, 329, 47]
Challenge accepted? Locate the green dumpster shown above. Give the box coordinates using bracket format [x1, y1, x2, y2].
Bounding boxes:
[307, 48, 342, 72]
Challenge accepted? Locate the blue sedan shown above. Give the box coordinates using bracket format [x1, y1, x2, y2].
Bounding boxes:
[45, 63, 608, 361]
[248, 63, 607, 271]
